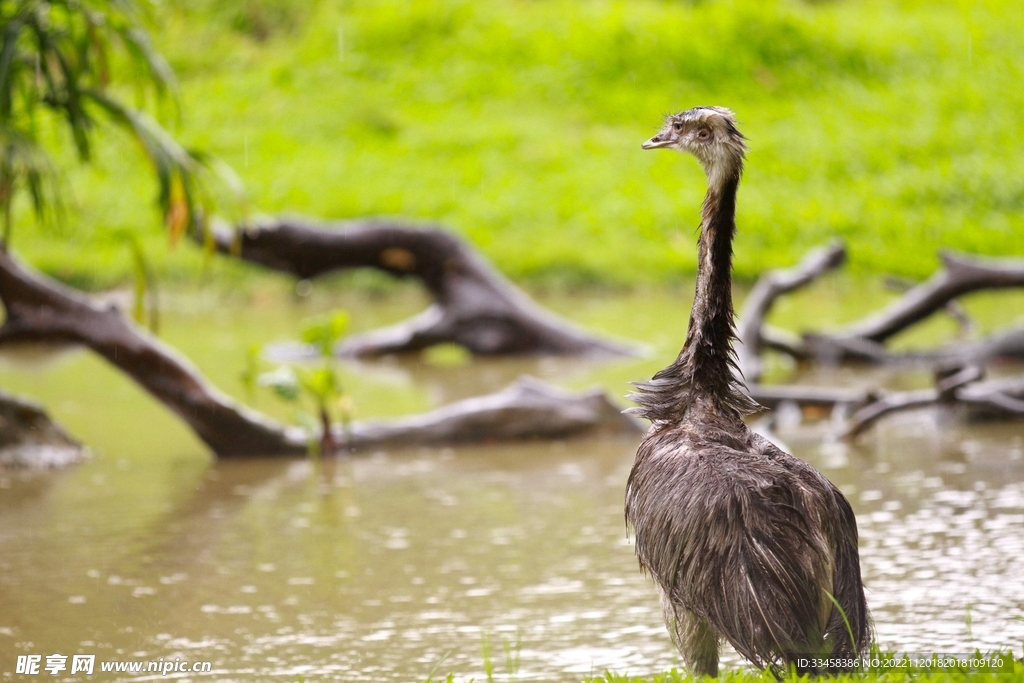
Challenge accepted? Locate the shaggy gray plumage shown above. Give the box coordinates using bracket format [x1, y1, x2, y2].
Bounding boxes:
[626, 107, 870, 676]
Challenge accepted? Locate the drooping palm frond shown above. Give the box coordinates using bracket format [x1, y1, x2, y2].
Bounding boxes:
[0, 122, 60, 246]
[0, 0, 242, 250]
[84, 87, 204, 243]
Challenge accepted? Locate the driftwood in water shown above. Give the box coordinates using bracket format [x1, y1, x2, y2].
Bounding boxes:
[0, 388, 86, 468]
[749, 367, 1024, 438]
[349, 376, 641, 447]
[796, 251, 1024, 367]
[736, 244, 1024, 436]
[819, 251, 1024, 344]
[738, 247, 1024, 370]
[841, 367, 1024, 437]
[0, 249, 303, 456]
[0, 250, 638, 458]
[736, 240, 846, 383]
[734, 241, 877, 423]
[206, 217, 635, 357]
[746, 383, 873, 412]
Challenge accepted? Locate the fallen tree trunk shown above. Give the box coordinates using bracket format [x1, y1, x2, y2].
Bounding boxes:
[736, 247, 1024, 369]
[206, 217, 636, 357]
[0, 250, 638, 458]
[804, 324, 1024, 368]
[956, 374, 1024, 415]
[0, 249, 305, 456]
[735, 240, 877, 420]
[0, 388, 86, 468]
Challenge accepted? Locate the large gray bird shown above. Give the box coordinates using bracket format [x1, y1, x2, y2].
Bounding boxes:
[625, 106, 870, 676]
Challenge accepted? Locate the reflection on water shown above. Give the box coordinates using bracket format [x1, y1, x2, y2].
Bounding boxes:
[1, 286, 1024, 681]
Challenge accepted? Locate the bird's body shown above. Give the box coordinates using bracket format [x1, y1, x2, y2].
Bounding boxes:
[626, 107, 869, 676]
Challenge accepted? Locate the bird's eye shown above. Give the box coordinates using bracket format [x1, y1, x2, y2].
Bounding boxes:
[672, 122, 683, 132]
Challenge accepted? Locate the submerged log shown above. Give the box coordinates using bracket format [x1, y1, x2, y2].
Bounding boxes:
[805, 324, 1024, 369]
[744, 362, 1024, 439]
[746, 383, 873, 412]
[0, 389, 86, 468]
[0, 250, 638, 458]
[207, 217, 636, 357]
[956, 374, 1024, 415]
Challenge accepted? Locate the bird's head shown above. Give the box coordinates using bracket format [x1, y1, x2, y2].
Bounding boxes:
[642, 106, 746, 182]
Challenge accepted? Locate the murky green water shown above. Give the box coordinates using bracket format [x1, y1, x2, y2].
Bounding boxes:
[2, 281, 1023, 681]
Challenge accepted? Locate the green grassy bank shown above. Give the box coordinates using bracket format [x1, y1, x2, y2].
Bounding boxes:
[11, 0, 1024, 289]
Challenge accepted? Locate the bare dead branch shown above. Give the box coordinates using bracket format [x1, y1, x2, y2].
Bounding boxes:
[0, 250, 638, 458]
[752, 363, 1024, 438]
[745, 383, 874, 411]
[207, 217, 638, 357]
[347, 376, 642, 447]
[884, 275, 976, 337]
[742, 247, 1024, 370]
[886, 326, 1024, 369]
[736, 241, 846, 382]
[804, 325, 1024, 369]
[801, 334, 891, 365]
[840, 366, 984, 438]
[0, 249, 306, 457]
[825, 251, 1024, 344]
[955, 374, 1024, 416]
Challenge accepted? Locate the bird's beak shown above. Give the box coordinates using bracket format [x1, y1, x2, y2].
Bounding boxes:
[641, 135, 674, 150]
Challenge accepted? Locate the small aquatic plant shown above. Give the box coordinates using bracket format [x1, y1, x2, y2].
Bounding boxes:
[242, 309, 353, 456]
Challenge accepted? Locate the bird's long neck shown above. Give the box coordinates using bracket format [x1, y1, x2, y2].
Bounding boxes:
[628, 161, 758, 423]
[679, 170, 741, 404]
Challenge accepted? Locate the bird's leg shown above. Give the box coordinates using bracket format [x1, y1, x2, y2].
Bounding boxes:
[681, 612, 720, 677]
[661, 593, 720, 676]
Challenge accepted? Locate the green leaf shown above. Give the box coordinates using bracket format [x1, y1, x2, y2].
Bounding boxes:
[297, 366, 338, 404]
[300, 310, 349, 358]
[239, 344, 262, 402]
[0, 0, 243, 246]
[257, 366, 300, 402]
